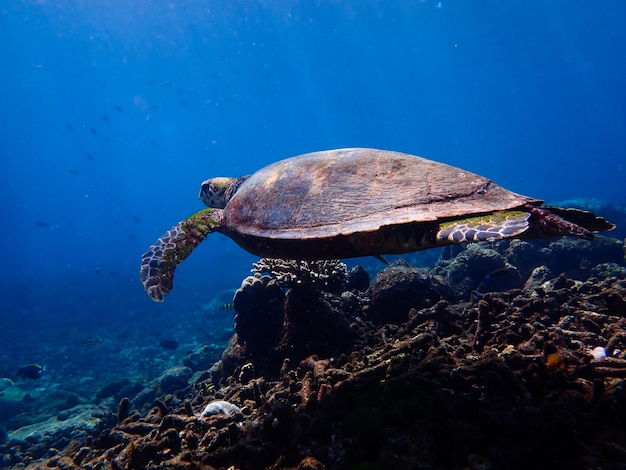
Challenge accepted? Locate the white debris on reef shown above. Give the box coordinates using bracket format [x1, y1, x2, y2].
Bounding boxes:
[590, 346, 607, 362]
[199, 400, 242, 417]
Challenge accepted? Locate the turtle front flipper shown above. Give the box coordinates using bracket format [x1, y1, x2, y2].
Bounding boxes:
[140, 209, 223, 302]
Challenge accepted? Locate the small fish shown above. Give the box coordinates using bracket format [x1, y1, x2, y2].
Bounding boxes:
[113, 105, 123, 112]
[485, 265, 521, 281]
[132, 214, 141, 223]
[485, 267, 512, 280]
[91, 128, 98, 135]
[83, 338, 104, 346]
[100, 115, 110, 123]
[86, 154, 95, 161]
[159, 339, 179, 350]
[66, 124, 73, 131]
[16, 364, 44, 380]
[150, 139, 158, 147]
[221, 303, 235, 312]
[69, 169, 80, 175]
[95, 267, 102, 274]
[36, 221, 50, 229]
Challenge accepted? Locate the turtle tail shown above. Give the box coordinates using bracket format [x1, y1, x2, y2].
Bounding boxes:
[140, 209, 222, 301]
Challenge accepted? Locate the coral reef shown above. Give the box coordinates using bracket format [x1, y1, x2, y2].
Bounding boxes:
[251, 258, 348, 294]
[3, 236, 626, 469]
[224, 258, 360, 379]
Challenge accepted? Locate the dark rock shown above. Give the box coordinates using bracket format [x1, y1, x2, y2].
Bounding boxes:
[346, 265, 370, 292]
[371, 261, 449, 323]
[117, 381, 144, 402]
[434, 244, 515, 299]
[159, 366, 193, 395]
[523, 265, 552, 291]
[183, 344, 221, 372]
[95, 378, 131, 403]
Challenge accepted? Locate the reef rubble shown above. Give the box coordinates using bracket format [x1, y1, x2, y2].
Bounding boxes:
[2, 236, 626, 469]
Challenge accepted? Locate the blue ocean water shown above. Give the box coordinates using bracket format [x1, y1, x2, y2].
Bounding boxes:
[0, 0, 624, 420]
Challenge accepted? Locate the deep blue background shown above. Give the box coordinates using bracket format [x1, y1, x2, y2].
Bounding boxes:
[1, 1, 625, 383]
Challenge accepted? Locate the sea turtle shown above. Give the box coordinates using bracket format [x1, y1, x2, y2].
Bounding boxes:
[140, 148, 614, 301]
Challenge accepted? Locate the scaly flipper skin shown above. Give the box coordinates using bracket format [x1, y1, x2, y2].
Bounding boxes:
[437, 212, 531, 243]
[140, 209, 222, 302]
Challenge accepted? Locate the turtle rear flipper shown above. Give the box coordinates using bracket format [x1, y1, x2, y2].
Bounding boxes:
[436, 212, 530, 244]
[542, 206, 615, 233]
[523, 205, 616, 240]
[140, 209, 222, 302]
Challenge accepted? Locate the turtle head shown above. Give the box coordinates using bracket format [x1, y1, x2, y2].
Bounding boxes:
[199, 176, 249, 208]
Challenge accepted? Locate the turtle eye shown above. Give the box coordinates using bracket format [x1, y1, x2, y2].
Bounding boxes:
[199, 183, 212, 205]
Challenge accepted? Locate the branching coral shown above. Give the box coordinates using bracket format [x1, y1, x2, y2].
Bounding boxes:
[251, 258, 348, 293]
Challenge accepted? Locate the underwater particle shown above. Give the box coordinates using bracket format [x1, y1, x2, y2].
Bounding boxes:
[100, 115, 110, 122]
[590, 346, 607, 362]
[199, 400, 242, 417]
[16, 364, 44, 379]
[113, 105, 123, 112]
[159, 339, 179, 350]
[132, 214, 141, 223]
[36, 221, 50, 229]
[69, 169, 80, 175]
[86, 154, 95, 161]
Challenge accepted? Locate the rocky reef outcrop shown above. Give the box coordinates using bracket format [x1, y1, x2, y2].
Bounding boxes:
[2, 236, 626, 469]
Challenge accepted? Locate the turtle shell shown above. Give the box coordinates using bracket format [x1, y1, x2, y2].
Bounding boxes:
[222, 148, 541, 240]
